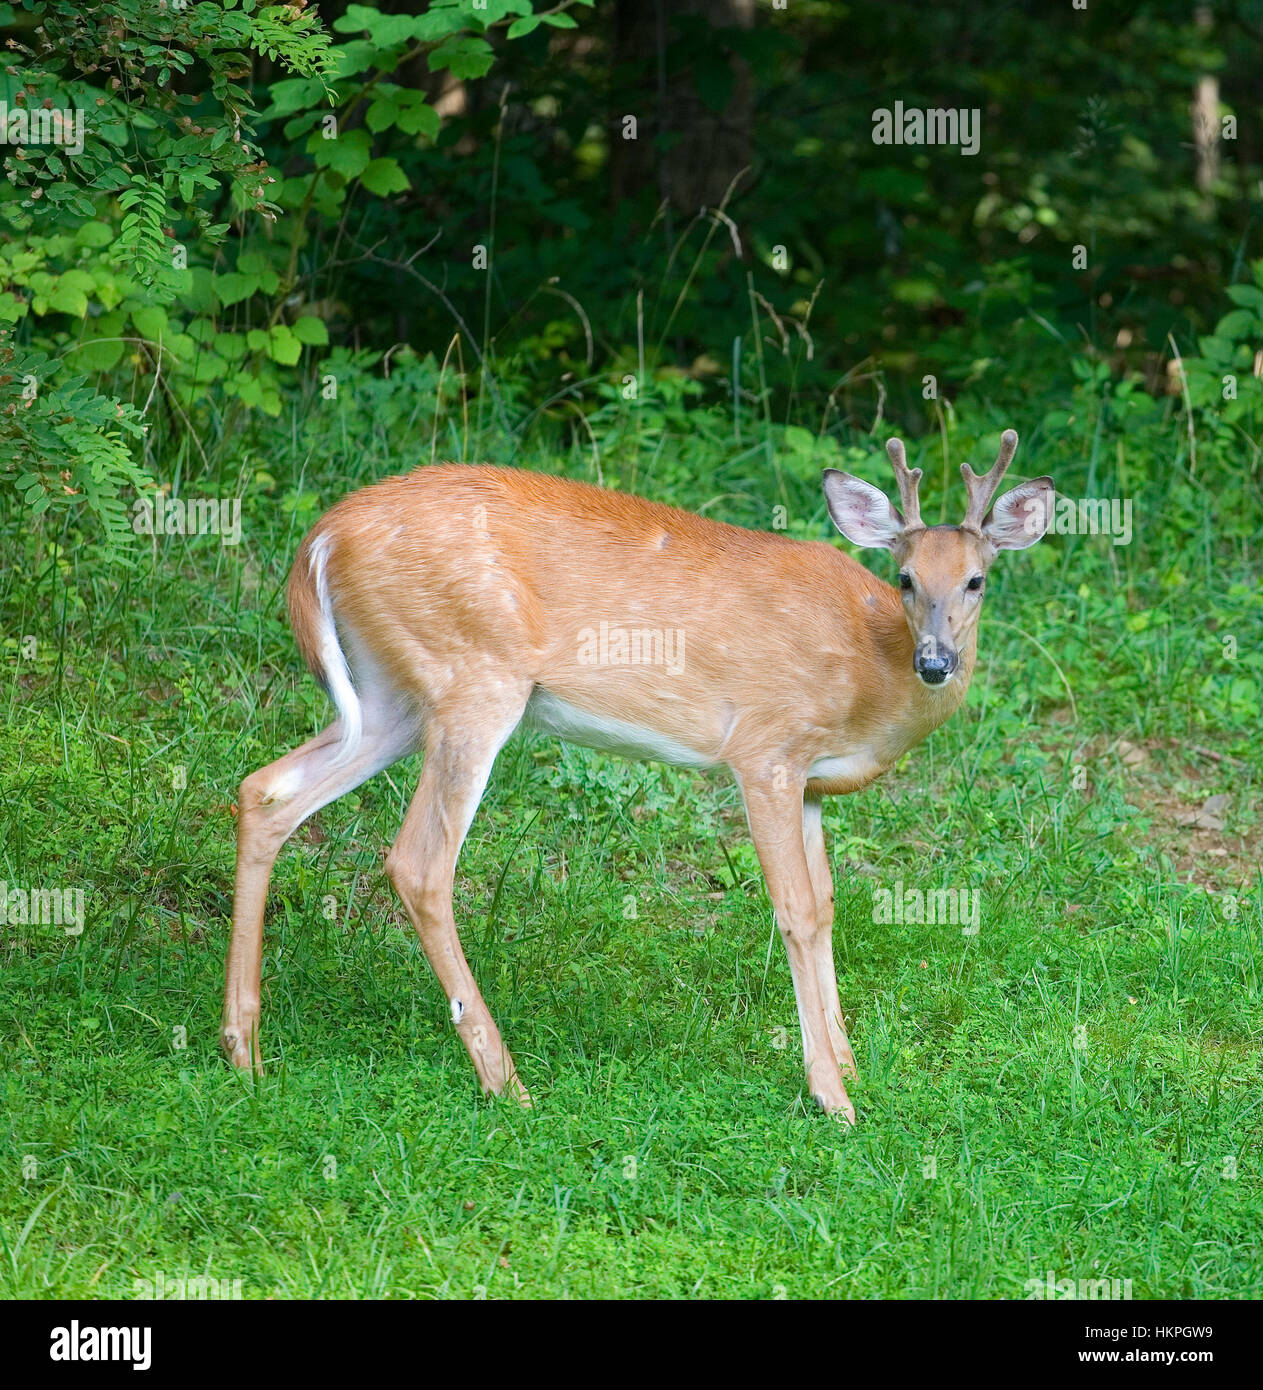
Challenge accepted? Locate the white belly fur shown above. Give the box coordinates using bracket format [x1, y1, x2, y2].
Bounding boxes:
[523, 688, 714, 769]
[807, 751, 883, 782]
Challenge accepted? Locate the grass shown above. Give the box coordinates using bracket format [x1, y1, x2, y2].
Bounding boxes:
[1, 369, 1261, 1298]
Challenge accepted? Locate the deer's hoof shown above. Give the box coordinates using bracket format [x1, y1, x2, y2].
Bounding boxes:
[220, 1024, 264, 1075]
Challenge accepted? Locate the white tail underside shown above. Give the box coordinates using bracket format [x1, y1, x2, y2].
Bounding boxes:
[308, 534, 363, 768]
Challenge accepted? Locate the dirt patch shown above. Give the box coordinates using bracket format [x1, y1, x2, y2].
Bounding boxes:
[1078, 735, 1257, 891]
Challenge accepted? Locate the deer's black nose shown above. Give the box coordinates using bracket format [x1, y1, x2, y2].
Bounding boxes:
[914, 647, 956, 684]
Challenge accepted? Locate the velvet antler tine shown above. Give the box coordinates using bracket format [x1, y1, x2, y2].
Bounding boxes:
[960, 428, 1019, 530]
[886, 437, 923, 529]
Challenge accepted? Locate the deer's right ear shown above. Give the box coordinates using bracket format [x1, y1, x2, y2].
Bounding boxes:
[822, 470, 904, 549]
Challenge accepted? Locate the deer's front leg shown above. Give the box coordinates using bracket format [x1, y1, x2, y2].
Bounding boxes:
[741, 778, 855, 1123]
[803, 795, 857, 1079]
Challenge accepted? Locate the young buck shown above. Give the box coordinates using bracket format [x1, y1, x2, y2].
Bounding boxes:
[222, 430, 1053, 1121]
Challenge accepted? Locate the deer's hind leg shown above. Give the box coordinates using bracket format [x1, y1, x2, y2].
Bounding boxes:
[222, 711, 420, 1074]
[384, 678, 533, 1104]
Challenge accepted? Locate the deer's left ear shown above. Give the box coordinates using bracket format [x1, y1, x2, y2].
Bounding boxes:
[983, 477, 1055, 550]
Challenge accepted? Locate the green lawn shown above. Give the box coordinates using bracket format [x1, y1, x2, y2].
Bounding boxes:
[2, 394, 1260, 1299]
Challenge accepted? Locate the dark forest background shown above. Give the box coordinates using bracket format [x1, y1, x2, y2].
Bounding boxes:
[2, 0, 1262, 542]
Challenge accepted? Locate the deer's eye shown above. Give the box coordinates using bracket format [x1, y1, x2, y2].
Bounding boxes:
[899, 572, 913, 592]
[966, 575, 984, 592]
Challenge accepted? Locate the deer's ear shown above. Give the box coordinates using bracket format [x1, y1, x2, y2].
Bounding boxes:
[823, 470, 904, 550]
[983, 477, 1055, 550]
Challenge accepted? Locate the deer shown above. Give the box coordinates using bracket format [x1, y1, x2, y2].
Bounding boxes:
[221, 429, 1053, 1122]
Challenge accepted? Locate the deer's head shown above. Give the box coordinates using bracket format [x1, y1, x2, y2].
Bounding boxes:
[823, 430, 1054, 687]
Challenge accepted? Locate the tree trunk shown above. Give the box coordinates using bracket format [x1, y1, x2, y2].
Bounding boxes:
[610, 0, 755, 215]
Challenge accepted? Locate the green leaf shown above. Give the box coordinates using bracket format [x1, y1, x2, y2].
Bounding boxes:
[335, 4, 418, 45]
[76, 340, 125, 371]
[291, 316, 329, 345]
[365, 96, 399, 133]
[428, 37, 495, 80]
[283, 111, 326, 142]
[332, 4, 382, 33]
[74, 311, 128, 372]
[1215, 309, 1259, 341]
[1225, 284, 1263, 313]
[268, 324, 303, 365]
[185, 268, 217, 313]
[59, 269, 97, 294]
[165, 333, 197, 362]
[479, 0, 534, 21]
[396, 101, 439, 140]
[215, 333, 249, 362]
[361, 157, 409, 196]
[47, 280, 89, 317]
[1196, 335, 1234, 365]
[507, 16, 543, 38]
[329, 40, 377, 79]
[313, 128, 371, 178]
[74, 221, 114, 249]
[131, 307, 169, 340]
[262, 76, 328, 119]
[213, 272, 260, 307]
[411, 9, 471, 41]
[187, 353, 228, 384]
[231, 372, 264, 408]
